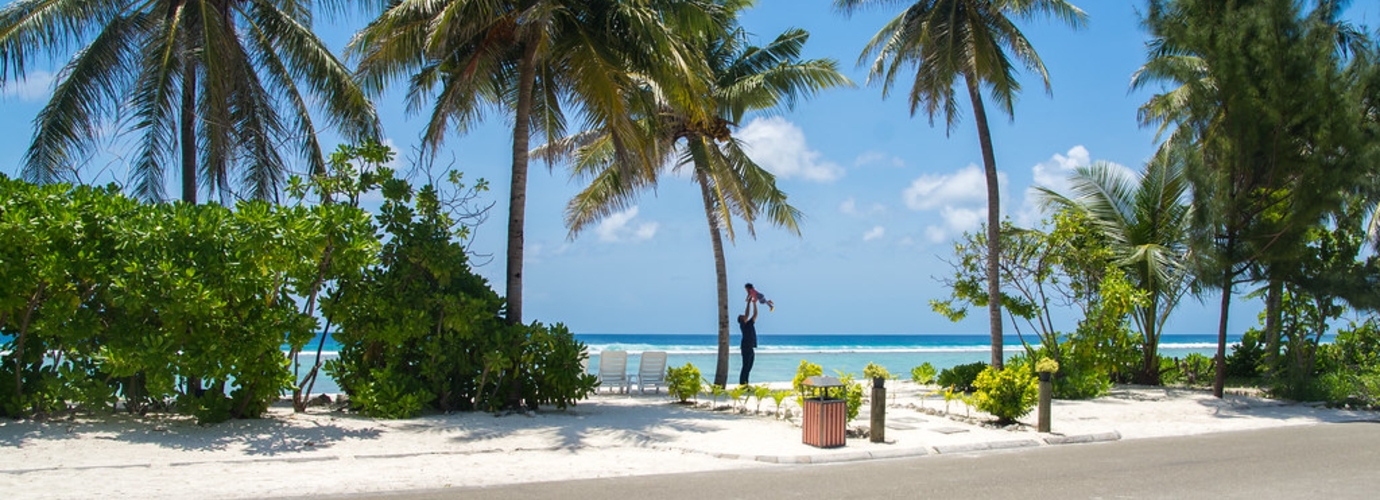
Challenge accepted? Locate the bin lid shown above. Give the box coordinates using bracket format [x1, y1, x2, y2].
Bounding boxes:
[802, 375, 843, 388]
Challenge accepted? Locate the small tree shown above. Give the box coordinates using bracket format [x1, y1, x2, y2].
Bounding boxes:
[973, 365, 1038, 426]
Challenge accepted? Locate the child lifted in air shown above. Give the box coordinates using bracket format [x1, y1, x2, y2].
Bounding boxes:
[745, 283, 774, 311]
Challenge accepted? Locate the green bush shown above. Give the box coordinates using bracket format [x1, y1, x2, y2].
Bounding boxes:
[1158, 355, 1183, 385]
[792, 360, 824, 405]
[910, 363, 937, 385]
[863, 362, 891, 381]
[937, 362, 987, 393]
[1226, 330, 1265, 379]
[1177, 353, 1215, 387]
[667, 363, 702, 403]
[837, 373, 865, 424]
[973, 365, 1038, 425]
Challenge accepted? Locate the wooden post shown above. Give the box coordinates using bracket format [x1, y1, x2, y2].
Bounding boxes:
[1038, 372, 1052, 433]
[870, 377, 885, 443]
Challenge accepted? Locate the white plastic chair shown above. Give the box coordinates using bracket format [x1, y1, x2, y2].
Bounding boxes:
[635, 351, 668, 395]
[596, 351, 630, 394]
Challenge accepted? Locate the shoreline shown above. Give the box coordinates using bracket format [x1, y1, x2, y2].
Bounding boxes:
[3, 381, 1375, 499]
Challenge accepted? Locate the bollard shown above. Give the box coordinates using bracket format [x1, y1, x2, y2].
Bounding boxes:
[870, 377, 886, 443]
[1037, 372, 1052, 433]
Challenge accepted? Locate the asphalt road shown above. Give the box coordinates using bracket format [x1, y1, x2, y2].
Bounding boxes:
[325, 422, 1380, 499]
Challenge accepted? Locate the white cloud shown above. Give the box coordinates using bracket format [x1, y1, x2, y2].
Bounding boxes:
[1, 70, 54, 102]
[863, 226, 885, 241]
[595, 206, 659, 243]
[1031, 145, 1092, 196]
[903, 164, 1006, 242]
[854, 151, 905, 168]
[840, 198, 857, 215]
[738, 116, 843, 182]
[903, 164, 994, 211]
[1015, 145, 1134, 227]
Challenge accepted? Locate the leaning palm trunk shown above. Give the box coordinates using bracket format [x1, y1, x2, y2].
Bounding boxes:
[966, 75, 1003, 370]
[697, 168, 732, 388]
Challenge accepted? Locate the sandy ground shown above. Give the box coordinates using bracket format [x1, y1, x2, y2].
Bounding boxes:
[2, 381, 1375, 499]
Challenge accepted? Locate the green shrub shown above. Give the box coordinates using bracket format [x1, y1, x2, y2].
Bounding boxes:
[837, 373, 865, 423]
[1178, 353, 1215, 387]
[910, 362, 937, 385]
[1226, 330, 1264, 379]
[792, 360, 824, 405]
[863, 362, 891, 381]
[973, 365, 1038, 425]
[667, 363, 702, 403]
[937, 362, 987, 393]
[1158, 355, 1183, 385]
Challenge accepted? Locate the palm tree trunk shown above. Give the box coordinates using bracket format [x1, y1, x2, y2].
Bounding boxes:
[695, 167, 731, 388]
[501, 40, 539, 411]
[1262, 278, 1283, 377]
[966, 75, 1003, 370]
[1213, 261, 1234, 398]
[1138, 296, 1161, 385]
[181, 59, 197, 204]
[507, 41, 538, 327]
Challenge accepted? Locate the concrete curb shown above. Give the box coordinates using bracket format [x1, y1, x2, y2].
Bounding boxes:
[1042, 431, 1122, 445]
[658, 430, 1123, 465]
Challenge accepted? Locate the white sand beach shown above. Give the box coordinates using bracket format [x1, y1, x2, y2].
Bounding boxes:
[1, 381, 1374, 499]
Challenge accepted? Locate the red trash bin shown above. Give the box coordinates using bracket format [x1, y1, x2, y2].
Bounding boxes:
[801, 376, 846, 448]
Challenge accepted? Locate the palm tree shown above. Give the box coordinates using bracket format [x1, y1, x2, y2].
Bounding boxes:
[1038, 149, 1193, 385]
[539, 0, 849, 387]
[1134, 0, 1370, 397]
[834, 0, 1087, 369]
[0, 0, 381, 203]
[349, 0, 715, 326]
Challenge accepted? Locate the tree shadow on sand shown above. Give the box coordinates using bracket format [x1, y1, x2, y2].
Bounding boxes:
[382, 396, 770, 451]
[0, 410, 383, 456]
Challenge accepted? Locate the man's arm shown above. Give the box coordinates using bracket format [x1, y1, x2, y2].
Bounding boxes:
[749, 300, 758, 322]
[744, 296, 753, 317]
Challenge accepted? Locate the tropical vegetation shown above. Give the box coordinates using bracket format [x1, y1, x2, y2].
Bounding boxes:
[3, 0, 1380, 427]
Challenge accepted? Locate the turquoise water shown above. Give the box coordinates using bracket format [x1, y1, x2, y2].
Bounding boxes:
[291, 333, 1241, 394]
[578, 333, 1232, 386]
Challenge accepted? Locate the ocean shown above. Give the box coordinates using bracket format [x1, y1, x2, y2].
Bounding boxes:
[289, 332, 1241, 394]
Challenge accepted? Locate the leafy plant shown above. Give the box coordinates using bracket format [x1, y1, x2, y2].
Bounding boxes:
[1178, 353, 1216, 387]
[937, 362, 988, 393]
[911, 363, 938, 385]
[666, 363, 702, 403]
[863, 362, 891, 382]
[940, 386, 960, 414]
[769, 389, 792, 418]
[753, 385, 772, 413]
[836, 372, 865, 424]
[708, 384, 728, 408]
[792, 360, 824, 406]
[728, 385, 751, 411]
[1036, 358, 1061, 374]
[973, 365, 1038, 425]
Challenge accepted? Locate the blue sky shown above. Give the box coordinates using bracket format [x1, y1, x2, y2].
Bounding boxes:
[2, 1, 1378, 336]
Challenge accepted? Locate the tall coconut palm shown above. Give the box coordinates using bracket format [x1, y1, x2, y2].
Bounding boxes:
[0, 0, 381, 203]
[835, 0, 1087, 369]
[539, 0, 849, 386]
[1038, 149, 1193, 385]
[349, 0, 715, 326]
